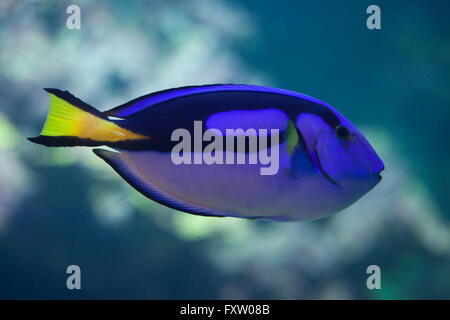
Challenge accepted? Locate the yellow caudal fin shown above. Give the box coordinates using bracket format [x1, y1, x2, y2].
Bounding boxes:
[28, 89, 148, 147]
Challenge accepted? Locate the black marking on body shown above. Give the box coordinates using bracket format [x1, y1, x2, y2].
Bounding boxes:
[110, 90, 341, 152]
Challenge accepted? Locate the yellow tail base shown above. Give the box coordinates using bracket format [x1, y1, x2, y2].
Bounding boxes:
[39, 92, 148, 142]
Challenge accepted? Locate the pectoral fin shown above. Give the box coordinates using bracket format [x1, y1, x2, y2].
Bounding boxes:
[285, 120, 316, 179]
[286, 120, 299, 156]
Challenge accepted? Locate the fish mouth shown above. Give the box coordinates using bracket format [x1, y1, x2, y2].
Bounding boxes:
[376, 173, 382, 182]
[375, 168, 384, 182]
[373, 158, 385, 180]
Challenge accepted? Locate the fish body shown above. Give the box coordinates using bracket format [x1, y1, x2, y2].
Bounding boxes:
[29, 84, 384, 221]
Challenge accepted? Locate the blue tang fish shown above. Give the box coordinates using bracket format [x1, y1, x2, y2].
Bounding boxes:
[29, 84, 384, 221]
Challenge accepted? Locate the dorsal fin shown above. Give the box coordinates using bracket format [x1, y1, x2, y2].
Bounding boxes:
[104, 84, 226, 118]
[104, 84, 330, 119]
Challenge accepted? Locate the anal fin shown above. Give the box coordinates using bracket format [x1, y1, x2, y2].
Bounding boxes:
[92, 149, 227, 218]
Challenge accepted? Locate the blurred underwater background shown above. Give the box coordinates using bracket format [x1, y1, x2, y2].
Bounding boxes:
[0, 0, 449, 299]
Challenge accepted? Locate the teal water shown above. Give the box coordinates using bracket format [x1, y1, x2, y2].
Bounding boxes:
[0, 0, 449, 299]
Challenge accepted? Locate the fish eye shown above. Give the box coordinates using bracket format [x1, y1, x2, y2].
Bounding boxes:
[335, 125, 350, 139]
